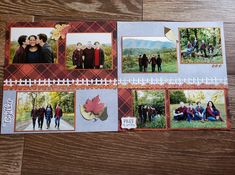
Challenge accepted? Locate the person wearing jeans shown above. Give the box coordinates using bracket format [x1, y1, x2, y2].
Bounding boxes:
[55, 103, 63, 129]
[205, 101, 224, 122]
[45, 104, 53, 129]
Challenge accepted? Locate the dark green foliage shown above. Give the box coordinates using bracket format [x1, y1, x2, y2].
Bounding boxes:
[132, 90, 166, 129]
[179, 27, 223, 63]
[170, 91, 187, 104]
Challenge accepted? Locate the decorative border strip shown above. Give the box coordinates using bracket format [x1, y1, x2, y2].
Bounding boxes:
[3, 77, 228, 87]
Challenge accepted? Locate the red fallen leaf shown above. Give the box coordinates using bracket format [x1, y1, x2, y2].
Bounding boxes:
[84, 95, 105, 115]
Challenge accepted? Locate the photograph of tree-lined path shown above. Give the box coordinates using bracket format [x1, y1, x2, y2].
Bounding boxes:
[122, 37, 177, 73]
[133, 90, 166, 129]
[170, 90, 227, 129]
[179, 27, 223, 64]
[16, 92, 75, 131]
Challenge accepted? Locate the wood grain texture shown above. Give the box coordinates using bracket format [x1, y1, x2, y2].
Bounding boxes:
[0, 0, 235, 175]
[143, 0, 235, 75]
[0, 0, 142, 21]
[21, 131, 235, 175]
[0, 135, 24, 175]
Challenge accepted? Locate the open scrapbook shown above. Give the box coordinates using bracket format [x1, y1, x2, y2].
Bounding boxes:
[1, 21, 230, 134]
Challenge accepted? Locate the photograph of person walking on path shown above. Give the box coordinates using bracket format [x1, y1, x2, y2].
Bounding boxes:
[15, 91, 75, 132]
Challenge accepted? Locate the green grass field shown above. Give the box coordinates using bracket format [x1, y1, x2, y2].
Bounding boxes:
[182, 55, 223, 64]
[122, 57, 177, 73]
[181, 48, 223, 64]
[62, 113, 75, 126]
[170, 104, 227, 128]
[137, 115, 166, 129]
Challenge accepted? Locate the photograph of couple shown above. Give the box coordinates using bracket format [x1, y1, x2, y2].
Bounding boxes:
[122, 37, 177, 73]
[10, 27, 57, 64]
[170, 90, 227, 129]
[15, 92, 75, 131]
[66, 33, 113, 70]
[179, 27, 223, 64]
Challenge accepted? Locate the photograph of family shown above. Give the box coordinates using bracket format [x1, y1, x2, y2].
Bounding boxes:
[10, 27, 57, 64]
[66, 33, 113, 70]
[122, 37, 177, 73]
[15, 92, 75, 131]
[170, 90, 227, 129]
[179, 27, 223, 64]
[132, 90, 166, 129]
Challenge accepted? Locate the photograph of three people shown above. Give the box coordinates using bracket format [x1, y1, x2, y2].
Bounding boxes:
[10, 27, 113, 70]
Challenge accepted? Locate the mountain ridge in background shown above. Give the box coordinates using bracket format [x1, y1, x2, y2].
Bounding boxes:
[123, 39, 175, 49]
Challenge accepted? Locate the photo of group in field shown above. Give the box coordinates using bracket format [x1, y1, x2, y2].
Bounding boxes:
[122, 37, 177, 73]
[66, 33, 113, 70]
[179, 27, 223, 64]
[170, 90, 227, 129]
[133, 90, 166, 129]
[10, 27, 57, 64]
[15, 92, 75, 131]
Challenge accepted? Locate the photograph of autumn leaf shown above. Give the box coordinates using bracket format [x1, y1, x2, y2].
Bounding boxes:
[170, 89, 227, 129]
[76, 89, 118, 132]
[80, 95, 108, 122]
[15, 91, 75, 131]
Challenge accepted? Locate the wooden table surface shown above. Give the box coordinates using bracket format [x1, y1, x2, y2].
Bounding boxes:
[0, 1, 235, 174]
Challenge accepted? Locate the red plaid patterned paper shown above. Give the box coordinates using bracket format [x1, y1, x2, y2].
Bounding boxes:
[4, 21, 117, 80]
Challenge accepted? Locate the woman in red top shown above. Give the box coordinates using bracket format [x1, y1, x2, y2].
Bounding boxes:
[206, 101, 224, 122]
[94, 41, 104, 69]
[54, 103, 63, 129]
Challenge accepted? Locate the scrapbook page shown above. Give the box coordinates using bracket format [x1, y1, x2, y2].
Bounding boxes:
[118, 21, 230, 131]
[1, 21, 230, 134]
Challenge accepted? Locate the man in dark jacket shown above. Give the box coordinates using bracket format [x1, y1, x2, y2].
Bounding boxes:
[31, 107, 38, 130]
[173, 102, 187, 121]
[13, 35, 28, 63]
[138, 55, 143, 72]
[156, 54, 162, 72]
[150, 55, 157, 72]
[94, 41, 105, 69]
[37, 33, 54, 63]
[83, 41, 94, 69]
[38, 106, 45, 129]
